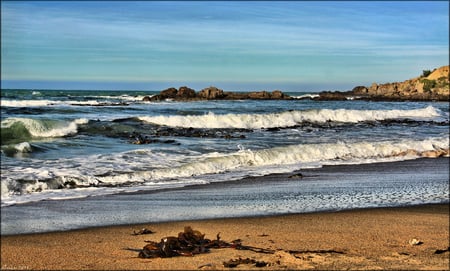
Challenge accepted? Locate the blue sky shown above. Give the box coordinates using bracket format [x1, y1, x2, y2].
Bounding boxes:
[1, 1, 448, 92]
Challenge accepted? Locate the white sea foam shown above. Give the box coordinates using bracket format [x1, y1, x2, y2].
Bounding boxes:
[0, 99, 104, 107]
[89, 94, 150, 101]
[292, 93, 320, 99]
[1, 98, 135, 107]
[1, 100, 62, 107]
[2, 136, 447, 206]
[14, 142, 32, 153]
[139, 106, 441, 129]
[110, 136, 447, 184]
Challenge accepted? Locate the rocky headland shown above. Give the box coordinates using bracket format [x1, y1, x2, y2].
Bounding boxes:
[143, 86, 292, 102]
[315, 66, 449, 101]
[143, 66, 448, 102]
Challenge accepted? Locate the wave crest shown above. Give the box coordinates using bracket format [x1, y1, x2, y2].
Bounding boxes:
[139, 106, 441, 129]
[1, 136, 448, 205]
[1, 118, 88, 145]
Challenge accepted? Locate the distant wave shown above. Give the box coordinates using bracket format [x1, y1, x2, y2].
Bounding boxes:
[1, 100, 60, 107]
[139, 106, 441, 129]
[88, 94, 149, 101]
[0, 97, 143, 107]
[2, 136, 448, 205]
[1, 117, 88, 145]
[291, 93, 320, 99]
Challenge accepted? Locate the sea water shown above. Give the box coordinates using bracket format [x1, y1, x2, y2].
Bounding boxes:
[1, 89, 449, 208]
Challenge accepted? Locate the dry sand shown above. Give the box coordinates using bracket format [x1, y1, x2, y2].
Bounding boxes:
[1, 204, 449, 270]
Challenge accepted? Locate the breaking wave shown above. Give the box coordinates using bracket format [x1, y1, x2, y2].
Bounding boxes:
[1, 100, 59, 107]
[2, 136, 448, 205]
[1, 98, 137, 107]
[96, 136, 448, 184]
[139, 106, 441, 129]
[291, 93, 320, 99]
[1, 118, 88, 145]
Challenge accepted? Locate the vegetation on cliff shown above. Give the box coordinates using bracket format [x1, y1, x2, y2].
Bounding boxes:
[317, 66, 449, 101]
[143, 66, 448, 102]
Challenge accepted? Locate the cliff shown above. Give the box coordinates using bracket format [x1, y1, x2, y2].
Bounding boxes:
[317, 66, 449, 101]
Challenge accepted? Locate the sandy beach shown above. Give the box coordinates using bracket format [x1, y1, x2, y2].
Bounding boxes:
[2, 2, 449, 270]
[1, 204, 449, 270]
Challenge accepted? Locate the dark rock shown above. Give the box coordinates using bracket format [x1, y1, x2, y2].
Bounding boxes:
[145, 95, 164, 102]
[146, 86, 291, 101]
[271, 90, 285, 99]
[248, 91, 272, 99]
[160, 87, 178, 99]
[352, 86, 368, 94]
[177, 86, 196, 99]
[223, 258, 268, 268]
[288, 173, 303, 179]
[198, 86, 225, 99]
[223, 92, 249, 100]
[314, 91, 348, 101]
[434, 247, 450, 254]
[266, 127, 280, 132]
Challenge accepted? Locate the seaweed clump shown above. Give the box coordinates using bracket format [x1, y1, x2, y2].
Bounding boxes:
[137, 226, 240, 258]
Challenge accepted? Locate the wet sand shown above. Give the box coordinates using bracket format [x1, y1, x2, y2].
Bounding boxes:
[2, 157, 449, 236]
[1, 204, 449, 270]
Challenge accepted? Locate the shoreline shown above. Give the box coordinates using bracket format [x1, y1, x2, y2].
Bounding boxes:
[2, 157, 449, 235]
[1, 203, 448, 270]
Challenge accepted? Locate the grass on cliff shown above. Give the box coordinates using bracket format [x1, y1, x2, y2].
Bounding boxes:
[420, 76, 449, 92]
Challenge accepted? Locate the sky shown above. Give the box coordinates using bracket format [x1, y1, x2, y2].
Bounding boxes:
[1, 1, 449, 92]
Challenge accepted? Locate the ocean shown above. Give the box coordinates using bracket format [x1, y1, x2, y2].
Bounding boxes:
[1, 89, 449, 234]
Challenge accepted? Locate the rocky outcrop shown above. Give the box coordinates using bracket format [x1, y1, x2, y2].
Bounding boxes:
[198, 86, 225, 99]
[271, 90, 286, 99]
[176, 86, 196, 99]
[160, 87, 178, 99]
[247, 91, 271, 99]
[315, 66, 449, 101]
[222, 90, 291, 100]
[143, 86, 292, 102]
[313, 91, 351, 101]
[144, 87, 178, 101]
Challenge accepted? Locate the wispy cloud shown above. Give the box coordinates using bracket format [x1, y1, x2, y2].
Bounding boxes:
[1, 1, 448, 90]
